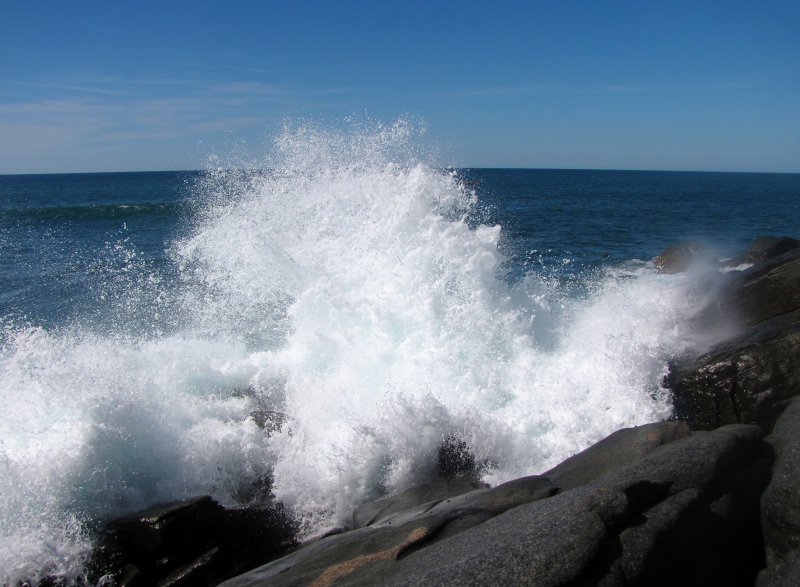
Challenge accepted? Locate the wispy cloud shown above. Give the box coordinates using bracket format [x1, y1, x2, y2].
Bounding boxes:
[318, 86, 379, 95]
[431, 83, 655, 99]
[0, 73, 293, 136]
[596, 84, 647, 93]
[206, 81, 294, 96]
[432, 84, 567, 98]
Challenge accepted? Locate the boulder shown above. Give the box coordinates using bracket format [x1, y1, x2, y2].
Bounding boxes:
[667, 240, 800, 432]
[438, 434, 478, 479]
[350, 476, 482, 529]
[757, 549, 800, 586]
[221, 425, 770, 586]
[723, 246, 800, 327]
[723, 236, 800, 269]
[654, 241, 713, 273]
[667, 313, 800, 432]
[543, 421, 690, 490]
[88, 497, 296, 586]
[760, 396, 800, 571]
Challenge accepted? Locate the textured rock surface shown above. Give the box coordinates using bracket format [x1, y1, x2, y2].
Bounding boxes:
[654, 241, 713, 273]
[543, 421, 690, 490]
[667, 242, 800, 432]
[88, 497, 296, 586]
[222, 424, 769, 586]
[760, 396, 800, 577]
[82, 237, 800, 586]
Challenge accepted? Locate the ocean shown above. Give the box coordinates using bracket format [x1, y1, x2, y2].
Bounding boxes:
[1, 121, 799, 582]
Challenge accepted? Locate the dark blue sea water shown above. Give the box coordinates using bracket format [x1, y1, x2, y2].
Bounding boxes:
[2, 169, 798, 331]
[1, 123, 799, 582]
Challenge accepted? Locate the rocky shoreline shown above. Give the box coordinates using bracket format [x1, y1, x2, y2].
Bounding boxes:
[48, 237, 800, 586]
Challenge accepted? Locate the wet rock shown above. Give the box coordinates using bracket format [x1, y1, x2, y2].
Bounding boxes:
[350, 477, 483, 529]
[248, 410, 286, 435]
[438, 434, 477, 479]
[666, 238, 800, 432]
[724, 236, 800, 268]
[668, 315, 800, 432]
[757, 549, 800, 586]
[761, 396, 800, 570]
[95, 496, 225, 574]
[543, 421, 690, 490]
[232, 471, 275, 503]
[219, 518, 447, 587]
[157, 547, 221, 586]
[654, 241, 713, 273]
[89, 496, 297, 586]
[349, 434, 487, 530]
[394, 426, 768, 587]
[723, 246, 800, 327]
[221, 425, 769, 587]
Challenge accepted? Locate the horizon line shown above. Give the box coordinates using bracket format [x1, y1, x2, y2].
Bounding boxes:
[2, 166, 800, 177]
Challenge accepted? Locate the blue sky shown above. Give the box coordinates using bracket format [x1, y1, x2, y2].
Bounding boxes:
[1, 0, 798, 173]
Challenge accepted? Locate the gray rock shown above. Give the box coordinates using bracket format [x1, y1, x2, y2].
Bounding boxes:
[596, 424, 763, 494]
[725, 247, 800, 327]
[350, 476, 482, 529]
[757, 549, 800, 586]
[761, 396, 800, 567]
[219, 516, 453, 587]
[367, 474, 556, 531]
[668, 310, 800, 432]
[724, 236, 800, 269]
[221, 425, 769, 587]
[384, 426, 767, 587]
[543, 421, 690, 490]
[654, 241, 714, 273]
[388, 485, 629, 587]
[667, 242, 800, 432]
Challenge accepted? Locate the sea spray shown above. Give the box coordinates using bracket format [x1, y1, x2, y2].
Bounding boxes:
[1, 119, 711, 581]
[173, 120, 701, 531]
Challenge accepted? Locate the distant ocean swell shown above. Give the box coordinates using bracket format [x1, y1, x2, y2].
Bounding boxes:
[1, 121, 715, 582]
[0, 201, 182, 222]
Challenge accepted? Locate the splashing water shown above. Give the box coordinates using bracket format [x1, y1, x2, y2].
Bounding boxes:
[1, 120, 709, 582]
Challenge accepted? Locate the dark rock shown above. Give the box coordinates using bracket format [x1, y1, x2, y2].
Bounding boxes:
[369, 475, 557, 531]
[725, 236, 800, 268]
[757, 549, 800, 586]
[393, 485, 629, 587]
[232, 471, 275, 503]
[221, 475, 556, 585]
[349, 433, 487, 530]
[654, 241, 714, 273]
[667, 314, 800, 432]
[724, 246, 800, 327]
[761, 396, 800, 568]
[750, 236, 800, 258]
[592, 425, 771, 586]
[89, 496, 296, 586]
[116, 563, 142, 586]
[667, 241, 800, 432]
[350, 476, 483, 529]
[429, 475, 556, 517]
[438, 434, 477, 479]
[387, 425, 768, 587]
[99, 496, 226, 573]
[157, 547, 221, 586]
[221, 425, 769, 587]
[218, 503, 298, 573]
[248, 410, 286, 435]
[219, 517, 449, 587]
[543, 421, 690, 490]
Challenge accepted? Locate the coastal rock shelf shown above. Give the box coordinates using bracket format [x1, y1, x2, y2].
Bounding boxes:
[82, 237, 800, 586]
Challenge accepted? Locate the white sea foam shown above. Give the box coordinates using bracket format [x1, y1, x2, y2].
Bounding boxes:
[1, 120, 713, 582]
